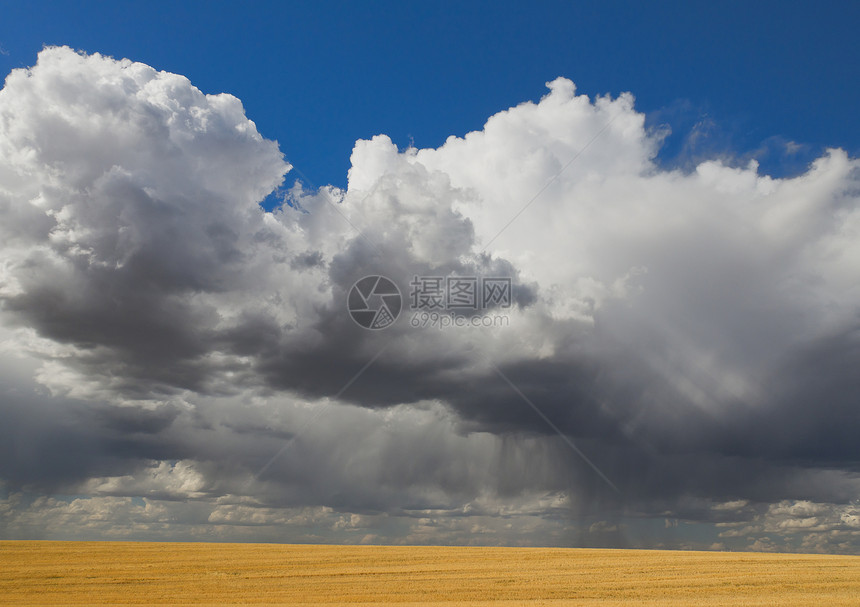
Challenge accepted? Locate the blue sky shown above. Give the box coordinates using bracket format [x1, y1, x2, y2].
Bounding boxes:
[2, 1, 857, 187]
[2, 2, 860, 552]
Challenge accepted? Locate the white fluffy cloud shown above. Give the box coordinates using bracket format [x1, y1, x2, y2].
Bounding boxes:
[1, 47, 859, 550]
[715, 499, 860, 554]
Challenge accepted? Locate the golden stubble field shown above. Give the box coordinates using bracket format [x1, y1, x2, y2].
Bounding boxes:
[1, 541, 859, 606]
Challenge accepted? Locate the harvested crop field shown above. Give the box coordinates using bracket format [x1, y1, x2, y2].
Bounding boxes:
[1, 541, 859, 605]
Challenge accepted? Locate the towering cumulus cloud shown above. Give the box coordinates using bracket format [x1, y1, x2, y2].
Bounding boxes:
[0, 46, 291, 399]
[1, 47, 859, 552]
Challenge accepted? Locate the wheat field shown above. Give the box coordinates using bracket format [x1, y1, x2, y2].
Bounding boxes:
[1, 541, 859, 605]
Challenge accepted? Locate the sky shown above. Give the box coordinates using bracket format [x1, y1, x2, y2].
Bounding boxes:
[0, 2, 859, 553]
[2, 1, 858, 186]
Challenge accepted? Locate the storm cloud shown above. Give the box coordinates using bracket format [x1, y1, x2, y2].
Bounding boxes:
[1, 47, 859, 553]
